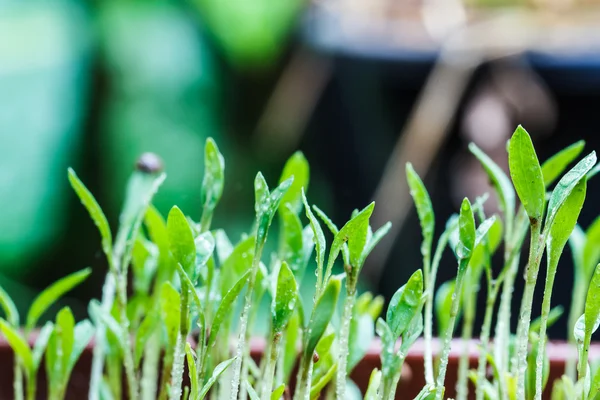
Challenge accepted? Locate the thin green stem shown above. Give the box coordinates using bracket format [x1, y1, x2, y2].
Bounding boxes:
[26, 373, 35, 400]
[89, 272, 116, 400]
[169, 284, 190, 400]
[476, 284, 499, 400]
[566, 273, 586, 380]
[457, 288, 476, 400]
[435, 258, 469, 400]
[515, 222, 544, 400]
[382, 367, 403, 400]
[335, 283, 357, 400]
[425, 230, 452, 384]
[495, 208, 528, 377]
[230, 242, 265, 400]
[534, 254, 560, 400]
[260, 332, 282, 400]
[141, 331, 161, 400]
[13, 360, 23, 400]
[117, 273, 139, 400]
[293, 354, 314, 400]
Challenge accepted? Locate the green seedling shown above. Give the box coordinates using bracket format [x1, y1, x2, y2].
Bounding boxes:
[1, 128, 598, 400]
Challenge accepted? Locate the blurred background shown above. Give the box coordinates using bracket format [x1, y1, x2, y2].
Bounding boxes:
[2, 0, 600, 338]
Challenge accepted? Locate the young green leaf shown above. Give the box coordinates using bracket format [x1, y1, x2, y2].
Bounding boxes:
[160, 282, 181, 351]
[364, 369, 382, 400]
[135, 311, 159, 367]
[541, 140, 586, 187]
[246, 380, 260, 400]
[341, 202, 375, 269]
[88, 301, 123, 350]
[167, 206, 196, 275]
[33, 321, 54, 369]
[115, 167, 166, 259]
[386, 269, 423, 338]
[196, 357, 236, 400]
[469, 142, 516, 233]
[508, 125, 545, 222]
[283, 311, 301, 382]
[68, 168, 113, 258]
[200, 138, 225, 216]
[214, 229, 234, 264]
[584, 263, 600, 370]
[406, 162, 435, 266]
[255, 173, 294, 247]
[401, 310, 424, 352]
[208, 270, 251, 348]
[348, 312, 375, 373]
[547, 179, 587, 272]
[530, 306, 564, 335]
[220, 236, 255, 295]
[310, 362, 337, 399]
[457, 198, 476, 261]
[278, 151, 310, 215]
[279, 205, 305, 276]
[272, 262, 298, 333]
[583, 216, 600, 278]
[435, 280, 458, 336]
[26, 267, 91, 330]
[545, 152, 596, 231]
[271, 383, 286, 400]
[185, 343, 198, 395]
[302, 190, 326, 288]
[55, 307, 76, 381]
[359, 222, 392, 267]
[68, 320, 94, 375]
[195, 232, 215, 266]
[0, 319, 33, 374]
[306, 277, 341, 357]
[0, 286, 18, 326]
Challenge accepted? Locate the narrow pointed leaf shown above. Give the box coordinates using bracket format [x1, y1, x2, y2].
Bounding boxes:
[278, 151, 310, 214]
[272, 262, 298, 332]
[508, 125, 545, 222]
[167, 206, 196, 275]
[547, 179, 587, 274]
[208, 270, 250, 348]
[406, 162, 435, 266]
[387, 269, 423, 338]
[220, 236, 255, 295]
[68, 320, 94, 375]
[185, 343, 198, 395]
[33, 321, 54, 369]
[469, 142, 515, 232]
[541, 140, 585, 187]
[0, 286, 18, 326]
[160, 282, 181, 350]
[271, 383, 286, 400]
[200, 138, 225, 214]
[0, 319, 33, 373]
[546, 152, 596, 231]
[279, 205, 304, 275]
[196, 357, 236, 400]
[310, 362, 337, 399]
[306, 277, 341, 356]
[302, 190, 326, 277]
[584, 216, 600, 277]
[457, 198, 476, 261]
[214, 229, 234, 264]
[26, 268, 91, 330]
[68, 168, 112, 257]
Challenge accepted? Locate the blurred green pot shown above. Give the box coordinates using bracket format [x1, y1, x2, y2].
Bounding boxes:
[0, 1, 91, 275]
